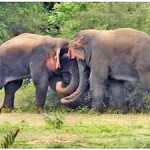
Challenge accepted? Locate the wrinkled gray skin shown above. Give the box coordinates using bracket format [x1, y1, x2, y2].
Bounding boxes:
[61, 28, 149, 113]
[0, 33, 70, 113]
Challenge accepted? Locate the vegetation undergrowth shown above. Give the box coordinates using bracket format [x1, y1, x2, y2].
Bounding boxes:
[43, 113, 64, 129]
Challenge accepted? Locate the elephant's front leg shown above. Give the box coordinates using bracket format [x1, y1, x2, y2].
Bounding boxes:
[1, 80, 23, 111]
[30, 62, 49, 113]
[35, 81, 48, 114]
[90, 67, 108, 112]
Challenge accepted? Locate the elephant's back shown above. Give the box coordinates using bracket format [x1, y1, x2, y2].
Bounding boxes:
[0, 33, 54, 56]
[77, 28, 149, 42]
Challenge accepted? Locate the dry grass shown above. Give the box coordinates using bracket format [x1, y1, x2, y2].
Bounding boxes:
[0, 113, 150, 126]
[1, 112, 150, 126]
[0, 113, 46, 126]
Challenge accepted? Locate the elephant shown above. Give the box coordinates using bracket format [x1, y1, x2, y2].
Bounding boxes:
[61, 28, 148, 113]
[0, 51, 80, 113]
[48, 54, 92, 109]
[53, 54, 142, 111]
[0, 33, 74, 113]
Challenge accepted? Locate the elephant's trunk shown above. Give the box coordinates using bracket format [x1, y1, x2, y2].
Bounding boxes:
[56, 73, 79, 95]
[56, 59, 79, 96]
[61, 60, 90, 104]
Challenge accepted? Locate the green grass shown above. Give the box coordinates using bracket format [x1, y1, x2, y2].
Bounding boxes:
[1, 82, 150, 148]
[1, 113, 150, 148]
[0, 82, 60, 113]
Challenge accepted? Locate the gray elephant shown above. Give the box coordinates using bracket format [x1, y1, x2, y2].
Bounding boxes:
[48, 54, 92, 109]
[61, 28, 148, 113]
[51, 54, 142, 111]
[0, 51, 80, 113]
[0, 33, 72, 113]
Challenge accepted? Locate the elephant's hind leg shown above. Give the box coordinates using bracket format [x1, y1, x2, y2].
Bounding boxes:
[90, 66, 108, 112]
[108, 79, 127, 114]
[2, 80, 23, 110]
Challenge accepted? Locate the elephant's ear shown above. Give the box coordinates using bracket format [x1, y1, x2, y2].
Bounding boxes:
[70, 47, 85, 60]
[77, 37, 85, 44]
[45, 48, 61, 70]
[55, 47, 61, 69]
[69, 37, 85, 60]
[77, 37, 85, 60]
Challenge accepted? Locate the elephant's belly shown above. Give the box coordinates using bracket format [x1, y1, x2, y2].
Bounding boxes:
[0, 55, 31, 86]
[4, 74, 30, 85]
[110, 63, 140, 82]
[4, 67, 31, 85]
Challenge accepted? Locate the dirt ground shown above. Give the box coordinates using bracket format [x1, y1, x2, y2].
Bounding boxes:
[1, 112, 150, 126]
[1, 112, 150, 148]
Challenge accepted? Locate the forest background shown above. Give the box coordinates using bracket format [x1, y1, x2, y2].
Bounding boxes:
[1, 2, 150, 43]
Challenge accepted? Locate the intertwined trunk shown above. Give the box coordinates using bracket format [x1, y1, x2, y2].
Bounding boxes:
[61, 60, 90, 104]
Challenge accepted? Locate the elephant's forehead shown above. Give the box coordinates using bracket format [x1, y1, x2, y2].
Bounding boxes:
[71, 38, 78, 43]
[69, 39, 78, 47]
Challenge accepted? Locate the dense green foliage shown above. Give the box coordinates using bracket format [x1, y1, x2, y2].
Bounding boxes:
[48, 2, 150, 38]
[0, 2, 47, 44]
[1, 2, 150, 40]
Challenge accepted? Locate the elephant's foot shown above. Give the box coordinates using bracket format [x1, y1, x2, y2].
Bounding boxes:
[0, 106, 14, 113]
[109, 108, 128, 114]
[120, 109, 128, 114]
[134, 104, 143, 113]
[88, 108, 102, 114]
[36, 107, 45, 114]
[117, 106, 128, 114]
[129, 107, 142, 114]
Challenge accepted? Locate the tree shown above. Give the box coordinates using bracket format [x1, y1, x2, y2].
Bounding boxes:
[0, 2, 47, 43]
[48, 2, 150, 38]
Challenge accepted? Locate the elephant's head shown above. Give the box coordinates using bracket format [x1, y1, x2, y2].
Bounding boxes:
[60, 36, 90, 105]
[68, 37, 85, 60]
[55, 55, 79, 96]
[45, 38, 69, 71]
[46, 39, 79, 97]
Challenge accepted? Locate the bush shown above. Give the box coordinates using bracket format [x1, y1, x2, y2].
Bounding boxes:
[43, 113, 64, 129]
